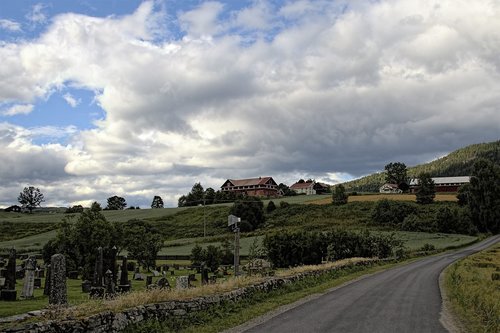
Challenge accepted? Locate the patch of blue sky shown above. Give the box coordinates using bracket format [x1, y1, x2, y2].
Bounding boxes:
[2, 88, 103, 144]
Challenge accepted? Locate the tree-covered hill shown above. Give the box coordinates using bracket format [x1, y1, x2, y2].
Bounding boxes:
[344, 140, 500, 192]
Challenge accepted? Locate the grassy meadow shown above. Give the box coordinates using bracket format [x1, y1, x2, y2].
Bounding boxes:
[444, 242, 500, 333]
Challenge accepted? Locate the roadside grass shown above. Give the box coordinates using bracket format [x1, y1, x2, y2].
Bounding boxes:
[444, 241, 500, 333]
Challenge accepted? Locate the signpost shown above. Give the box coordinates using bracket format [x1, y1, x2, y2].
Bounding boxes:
[228, 215, 241, 276]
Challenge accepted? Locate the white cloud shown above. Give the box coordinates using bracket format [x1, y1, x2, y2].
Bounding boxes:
[0, 19, 22, 32]
[1, 0, 500, 207]
[26, 3, 48, 25]
[2, 104, 34, 116]
[63, 93, 80, 107]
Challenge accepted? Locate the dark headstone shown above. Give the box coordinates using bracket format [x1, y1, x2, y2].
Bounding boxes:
[81, 280, 92, 293]
[133, 272, 145, 281]
[68, 271, 79, 279]
[201, 266, 209, 285]
[156, 277, 170, 289]
[188, 273, 196, 282]
[92, 247, 104, 287]
[110, 246, 118, 284]
[49, 254, 67, 305]
[104, 269, 115, 295]
[34, 278, 42, 289]
[171, 270, 175, 276]
[146, 275, 153, 286]
[43, 264, 51, 296]
[5, 249, 16, 290]
[1, 248, 17, 301]
[126, 261, 136, 272]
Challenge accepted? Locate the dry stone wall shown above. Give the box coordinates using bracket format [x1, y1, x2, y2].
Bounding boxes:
[1, 259, 377, 333]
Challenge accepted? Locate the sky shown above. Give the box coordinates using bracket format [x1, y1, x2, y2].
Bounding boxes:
[0, 0, 499, 208]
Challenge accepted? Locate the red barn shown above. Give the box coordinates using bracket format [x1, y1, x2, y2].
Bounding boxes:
[221, 177, 279, 197]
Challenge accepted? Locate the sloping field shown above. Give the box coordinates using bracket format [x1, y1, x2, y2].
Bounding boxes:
[309, 193, 458, 205]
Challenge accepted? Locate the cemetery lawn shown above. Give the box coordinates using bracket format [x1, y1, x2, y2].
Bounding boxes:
[443, 241, 500, 333]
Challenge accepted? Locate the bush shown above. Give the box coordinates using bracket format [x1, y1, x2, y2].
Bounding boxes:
[401, 214, 436, 232]
[435, 207, 477, 235]
[371, 199, 417, 225]
[65, 205, 84, 214]
[266, 201, 276, 213]
[279, 201, 290, 209]
[263, 229, 401, 268]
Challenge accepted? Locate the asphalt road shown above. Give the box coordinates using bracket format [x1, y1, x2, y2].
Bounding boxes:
[233, 235, 500, 333]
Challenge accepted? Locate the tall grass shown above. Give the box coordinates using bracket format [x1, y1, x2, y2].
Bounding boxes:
[444, 242, 500, 333]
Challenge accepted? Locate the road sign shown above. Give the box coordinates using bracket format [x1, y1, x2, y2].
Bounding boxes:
[228, 214, 240, 227]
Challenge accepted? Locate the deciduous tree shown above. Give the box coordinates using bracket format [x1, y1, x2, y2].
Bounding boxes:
[332, 184, 348, 205]
[384, 162, 408, 188]
[106, 195, 127, 210]
[415, 173, 436, 204]
[18, 186, 45, 213]
[151, 195, 164, 209]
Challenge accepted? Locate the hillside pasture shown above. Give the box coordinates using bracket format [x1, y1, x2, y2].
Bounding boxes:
[309, 193, 458, 205]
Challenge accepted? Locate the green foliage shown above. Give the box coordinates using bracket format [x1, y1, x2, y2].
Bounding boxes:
[91, 201, 102, 212]
[456, 184, 471, 206]
[122, 219, 163, 271]
[151, 196, 164, 209]
[384, 162, 408, 186]
[190, 243, 227, 272]
[468, 159, 500, 234]
[266, 201, 276, 213]
[435, 206, 477, 235]
[264, 230, 401, 268]
[18, 186, 45, 213]
[229, 197, 265, 231]
[65, 205, 83, 214]
[401, 214, 436, 233]
[42, 210, 121, 279]
[278, 183, 297, 196]
[332, 184, 348, 205]
[371, 199, 417, 225]
[106, 195, 127, 210]
[415, 173, 436, 204]
[279, 201, 290, 209]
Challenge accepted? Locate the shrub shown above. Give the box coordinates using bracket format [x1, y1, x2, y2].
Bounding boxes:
[401, 214, 436, 232]
[266, 201, 276, 213]
[279, 201, 290, 209]
[371, 199, 417, 225]
[264, 229, 401, 268]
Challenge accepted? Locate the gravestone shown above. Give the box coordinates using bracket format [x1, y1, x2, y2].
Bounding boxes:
[49, 254, 67, 305]
[81, 280, 92, 293]
[90, 247, 105, 298]
[201, 266, 209, 285]
[0, 248, 17, 301]
[0, 277, 5, 288]
[36, 268, 45, 278]
[156, 277, 170, 289]
[110, 246, 118, 285]
[133, 267, 145, 281]
[146, 275, 153, 286]
[34, 278, 42, 289]
[118, 256, 131, 292]
[176, 276, 189, 290]
[152, 270, 160, 277]
[43, 264, 51, 296]
[171, 270, 175, 276]
[104, 269, 115, 295]
[21, 256, 36, 299]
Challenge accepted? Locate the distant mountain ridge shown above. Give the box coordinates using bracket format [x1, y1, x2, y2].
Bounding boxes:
[344, 140, 500, 192]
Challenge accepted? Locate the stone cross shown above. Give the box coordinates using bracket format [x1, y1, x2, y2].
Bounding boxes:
[49, 254, 67, 305]
[21, 256, 36, 299]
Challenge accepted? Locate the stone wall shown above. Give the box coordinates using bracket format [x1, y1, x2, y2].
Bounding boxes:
[1, 259, 377, 333]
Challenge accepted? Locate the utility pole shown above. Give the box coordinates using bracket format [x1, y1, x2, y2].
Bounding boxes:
[203, 197, 206, 238]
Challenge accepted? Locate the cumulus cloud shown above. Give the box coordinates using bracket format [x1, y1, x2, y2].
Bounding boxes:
[2, 104, 34, 116]
[1, 0, 500, 207]
[0, 19, 22, 32]
[26, 3, 48, 25]
[63, 93, 80, 107]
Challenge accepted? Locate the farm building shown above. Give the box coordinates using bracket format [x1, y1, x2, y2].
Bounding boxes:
[4, 205, 21, 212]
[379, 183, 403, 194]
[409, 176, 470, 193]
[221, 177, 279, 197]
[291, 181, 316, 195]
